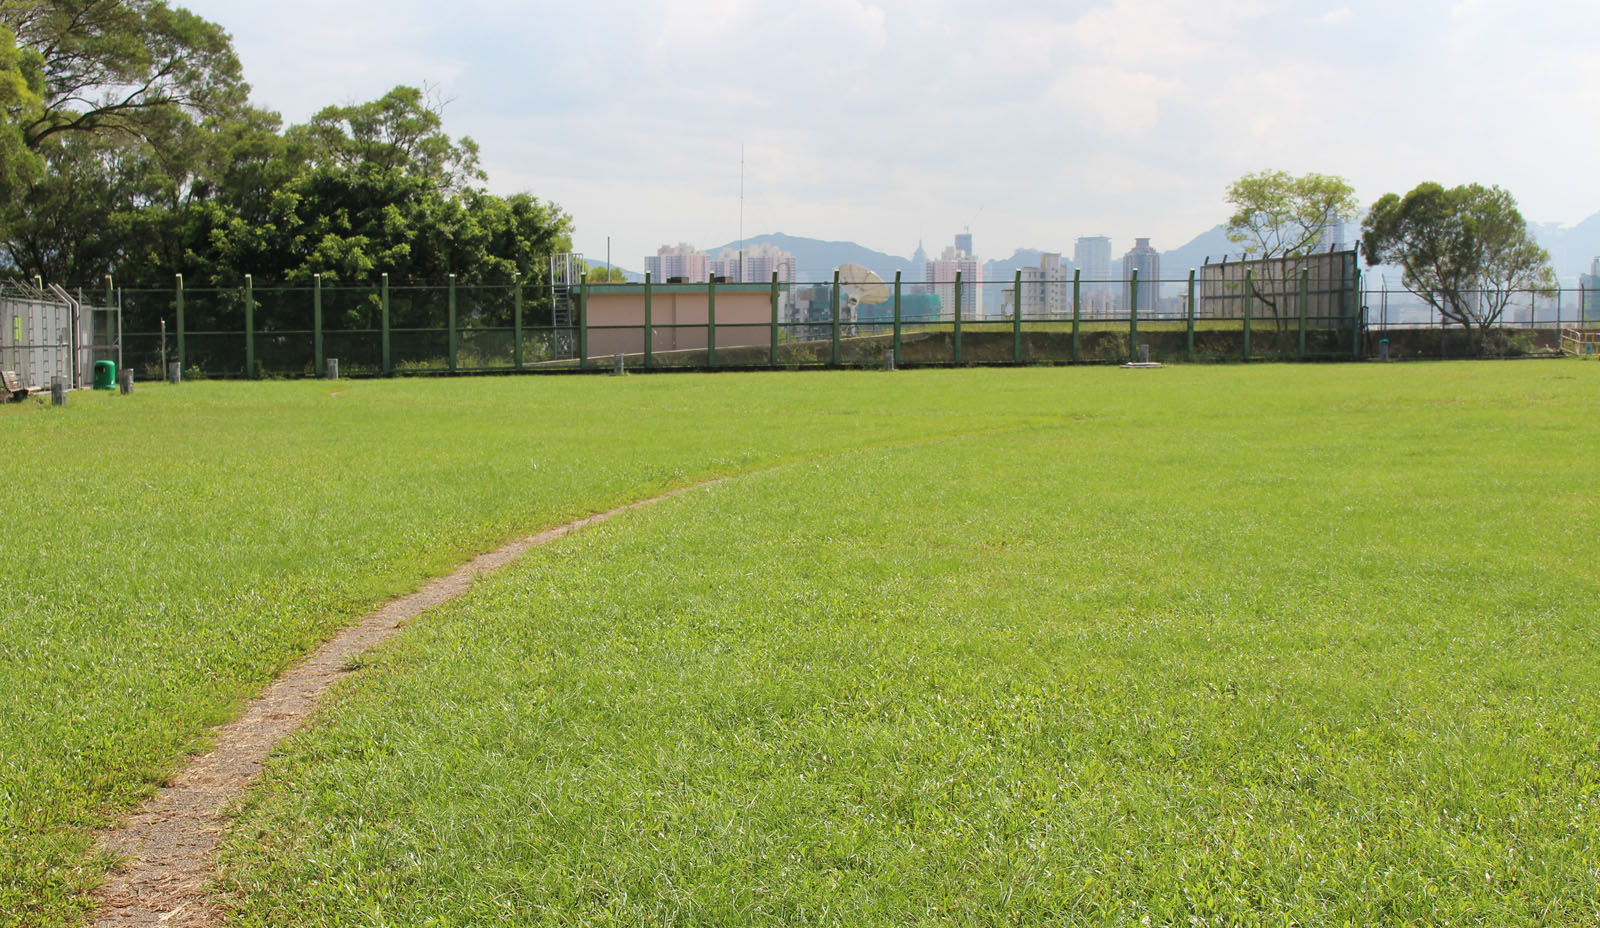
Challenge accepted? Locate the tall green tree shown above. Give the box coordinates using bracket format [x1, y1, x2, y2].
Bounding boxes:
[1362, 183, 1554, 331]
[0, 0, 244, 276]
[1224, 170, 1359, 326]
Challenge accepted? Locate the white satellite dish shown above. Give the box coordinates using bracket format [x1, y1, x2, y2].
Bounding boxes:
[838, 264, 889, 330]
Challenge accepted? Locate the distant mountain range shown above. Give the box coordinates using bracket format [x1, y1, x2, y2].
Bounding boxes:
[634, 211, 1600, 284]
[1531, 215, 1600, 279]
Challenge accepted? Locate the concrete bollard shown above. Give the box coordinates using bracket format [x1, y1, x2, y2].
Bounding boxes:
[613, 353, 625, 376]
[51, 376, 66, 406]
[167, 362, 181, 384]
[1138, 344, 1150, 364]
[119, 370, 134, 394]
[326, 358, 339, 380]
[884, 349, 896, 371]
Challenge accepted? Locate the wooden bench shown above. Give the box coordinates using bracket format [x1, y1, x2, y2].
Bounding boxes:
[2, 370, 28, 402]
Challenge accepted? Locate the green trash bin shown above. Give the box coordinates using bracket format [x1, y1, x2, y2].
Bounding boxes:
[93, 360, 117, 390]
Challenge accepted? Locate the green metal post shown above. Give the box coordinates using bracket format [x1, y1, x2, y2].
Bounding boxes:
[313, 273, 324, 377]
[380, 273, 391, 374]
[953, 271, 963, 364]
[1185, 269, 1195, 362]
[1242, 269, 1253, 361]
[447, 273, 458, 372]
[1071, 269, 1081, 362]
[578, 273, 589, 368]
[1352, 268, 1362, 359]
[892, 271, 903, 363]
[1297, 267, 1309, 360]
[175, 274, 185, 370]
[1013, 269, 1023, 363]
[768, 271, 778, 367]
[644, 272, 654, 368]
[707, 274, 717, 368]
[244, 274, 255, 378]
[513, 272, 524, 369]
[1129, 269, 1140, 363]
[831, 270, 841, 365]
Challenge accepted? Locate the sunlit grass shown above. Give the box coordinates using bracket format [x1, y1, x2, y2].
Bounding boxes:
[213, 363, 1600, 925]
[1, 372, 1074, 927]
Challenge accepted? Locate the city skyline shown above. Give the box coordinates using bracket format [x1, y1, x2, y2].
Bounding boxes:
[175, 1, 1600, 272]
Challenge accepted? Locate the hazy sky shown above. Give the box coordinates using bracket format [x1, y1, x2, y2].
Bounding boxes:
[179, 0, 1599, 269]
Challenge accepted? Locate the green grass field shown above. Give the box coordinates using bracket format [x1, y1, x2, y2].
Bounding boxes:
[4, 364, 1599, 926]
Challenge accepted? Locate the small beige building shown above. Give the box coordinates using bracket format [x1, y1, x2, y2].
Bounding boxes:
[583, 283, 783, 358]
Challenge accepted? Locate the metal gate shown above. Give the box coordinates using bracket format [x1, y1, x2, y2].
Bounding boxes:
[0, 281, 76, 390]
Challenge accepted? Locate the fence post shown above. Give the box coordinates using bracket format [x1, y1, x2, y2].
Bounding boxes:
[1298, 267, 1309, 360]
[1129, 269, 1139, 363]
[513, 272, 524, 369]
[447, 273, 458, 372]
[1013, 269, 1023, 363]
[1072, 269, 1081, 362]
[244, 274, 255, 378]
[1352, 268, 1363, 359]
[1556, 287, 1562, 330]
[175, 273, 185, 371]
[953, 271, 963, 364]
[381, 273, 392, 374]
[768, 271, 778, 368]
[1242, 269, 1252, 361]
[314, 273, 324, 377]
[578, 272, 589, 368]
[893, 271, 903, 364]
[707, 274, 717, 368]
[105, 274, 119, 375]
[831, 270, 841, 365]
[645, 272, 654, 369]
[1186, 269, 1195, 362]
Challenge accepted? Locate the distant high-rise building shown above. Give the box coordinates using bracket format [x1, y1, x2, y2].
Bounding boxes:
[1122, 238, 1161, 314]
[644, 243, 710, 282]
[1075, 236, 1113, 314]
[1039, 252, 1070, 316]
[709, 243, 797, 284]
[1581, 257, 1600, 322]
[954, 232, 973, 257]
[928, 245, 983, 318]
[910, 240, 931, 295]
[1006, 253, 1072, 319]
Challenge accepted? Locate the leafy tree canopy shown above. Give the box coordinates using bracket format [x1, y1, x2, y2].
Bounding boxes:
[1225, 169, 1359, 259]
[0, 23, 45, 202]
[1, 0, 244, 150]
[1362, 182, 1554, 331]
[585, 262, 627, 282]
[288, 86, 483, 193]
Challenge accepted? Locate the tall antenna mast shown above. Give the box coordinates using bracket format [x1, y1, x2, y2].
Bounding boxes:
[739, 144, 745, 281]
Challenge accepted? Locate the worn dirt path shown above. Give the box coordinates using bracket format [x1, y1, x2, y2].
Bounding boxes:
[89, 481, 719, 927]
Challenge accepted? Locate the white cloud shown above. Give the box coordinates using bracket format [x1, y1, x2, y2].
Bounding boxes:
[1320, 7, 1354, 24]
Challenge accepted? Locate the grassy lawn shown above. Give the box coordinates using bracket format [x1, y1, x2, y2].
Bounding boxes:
[1, 373, 1069, 927]
[204, 363, 1600, 925]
